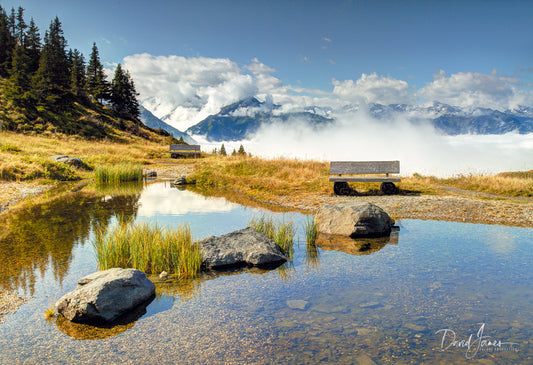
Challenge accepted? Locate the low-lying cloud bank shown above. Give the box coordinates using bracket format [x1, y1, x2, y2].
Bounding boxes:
[124, 53, 533, 130]
[123, 53, 533, 176]
[194, 111, 533, 177]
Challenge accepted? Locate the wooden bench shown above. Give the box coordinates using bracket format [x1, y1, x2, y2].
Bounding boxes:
[329, 160, 401, 195]
[169, 144, 201, 158]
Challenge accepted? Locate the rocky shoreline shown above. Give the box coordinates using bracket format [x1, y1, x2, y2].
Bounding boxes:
[0, 181, 52, 215]
[147, 162, 533, 227]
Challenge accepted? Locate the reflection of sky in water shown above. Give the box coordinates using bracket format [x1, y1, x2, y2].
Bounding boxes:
[135, 182, 292, 240]
[138, 183, 237, 216]
[0, 183, 531, 364]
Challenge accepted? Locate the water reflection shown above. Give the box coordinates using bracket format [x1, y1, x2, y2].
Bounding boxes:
[0, 188, 140, 294]
[316, 232, 399, 256]
[1, 182, 531, 364]
[138, 182, 237, 216]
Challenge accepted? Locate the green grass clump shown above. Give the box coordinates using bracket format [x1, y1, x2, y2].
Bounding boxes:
[0, 144, 21, 152]
[94, 163, 143, 183]
[248, 214, 295, 259]
[92, 221, 202, 278]
[304, 215, 318, 245]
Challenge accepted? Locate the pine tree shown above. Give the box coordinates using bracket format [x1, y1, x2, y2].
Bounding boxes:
[7, 44, 33, 107]
[220, 143, 227, 156]
[24, 18, 40, 74]
[69, 49, 86, 97]
[86, 43, 109, 103]
[110, 63, 140, 117]
[0, 6, 16, 77]
[14, 7, 26, 45]
[32, 17, 71, 109]
[238, 144, 246, 155]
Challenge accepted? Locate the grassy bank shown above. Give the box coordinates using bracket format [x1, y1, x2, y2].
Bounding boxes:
[189, 154, 533, 199]
[0, 131, 168, 182]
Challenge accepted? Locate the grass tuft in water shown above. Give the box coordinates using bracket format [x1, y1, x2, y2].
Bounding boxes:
[248, 214, 295, 259]
[94, 163, 143, 183]
[304, 215, 318, 245]
[44, 305, 55, 320]
[92, 221, 202, 278]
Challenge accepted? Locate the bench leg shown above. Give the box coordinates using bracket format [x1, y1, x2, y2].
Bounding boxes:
[380, 182, 399, 195]
[334, 182, 352, 196]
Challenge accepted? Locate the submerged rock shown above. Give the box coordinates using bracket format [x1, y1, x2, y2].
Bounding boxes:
[197, 227, 287, 270]
[55, 268, 155, 324]
[287, 299, 308, 310]
[315, 202, 393, 238]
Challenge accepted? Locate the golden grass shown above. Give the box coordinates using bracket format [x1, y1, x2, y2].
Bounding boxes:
[190, 154, 331, 202]
[0, 131, 168, 182]
[93, 221, 202, 278]
[439, 173, 533, 197]
[248, 214, 296, 259]
[95, 163, 143, 183]
[190, 154, 531, 198]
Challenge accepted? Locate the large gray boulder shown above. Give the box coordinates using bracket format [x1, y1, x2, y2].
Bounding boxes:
[55, 268, 155, 324]
[315, 202, 393, 238]
[197, 227, 287, 270]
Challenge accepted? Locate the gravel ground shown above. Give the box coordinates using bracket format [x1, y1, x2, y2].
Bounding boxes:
[274, 193, 533, 227]
[0, 290, 28, 323]
[0, 181, 52, 215]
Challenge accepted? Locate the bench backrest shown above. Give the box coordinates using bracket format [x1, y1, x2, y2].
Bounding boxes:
[169, 144, 201, 152]
[330, 161, 400, 175]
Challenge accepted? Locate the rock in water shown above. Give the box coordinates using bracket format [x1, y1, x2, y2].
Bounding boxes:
[55, 268, 155, 324]
[173, 176, 187, 185]
[196, 227, 288, 270]
[315, 202, 393, 238]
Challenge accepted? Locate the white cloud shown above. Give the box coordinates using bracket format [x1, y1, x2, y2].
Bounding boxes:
[332, 73, 415, 105]
[417, 70, 532, 111]
[123, 54, 262, 129]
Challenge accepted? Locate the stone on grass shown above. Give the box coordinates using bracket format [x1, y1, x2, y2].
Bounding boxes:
[55, 268, 155, 324]
[196, 227, 287, 270]
[315, 202, 393, 238]
[50, 155, 91, 170]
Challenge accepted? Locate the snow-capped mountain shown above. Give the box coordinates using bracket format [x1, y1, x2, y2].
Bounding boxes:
[186, 97, 334, 141]
[139, 106, 197, 144]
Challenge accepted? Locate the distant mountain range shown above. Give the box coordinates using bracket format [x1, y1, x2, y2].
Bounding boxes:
[141, 98, 533, 143]
[185, 97, 334, 141]
[139, 106, 197, 144]
[366, 102, 533, 135]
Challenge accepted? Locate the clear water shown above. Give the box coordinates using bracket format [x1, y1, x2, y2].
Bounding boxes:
[0, 181, 531, 364]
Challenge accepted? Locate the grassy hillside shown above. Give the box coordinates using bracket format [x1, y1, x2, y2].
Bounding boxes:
[0, 76, 175, 182]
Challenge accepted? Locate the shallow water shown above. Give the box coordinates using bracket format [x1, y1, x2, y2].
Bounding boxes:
[0, 181, 531, 364]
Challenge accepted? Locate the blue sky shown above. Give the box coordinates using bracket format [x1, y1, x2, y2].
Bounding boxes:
[3, 0, 533, 174]
[3, 0, 532, 90]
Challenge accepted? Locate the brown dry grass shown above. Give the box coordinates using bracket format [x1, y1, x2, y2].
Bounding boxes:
[0, 131, 169, 181]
